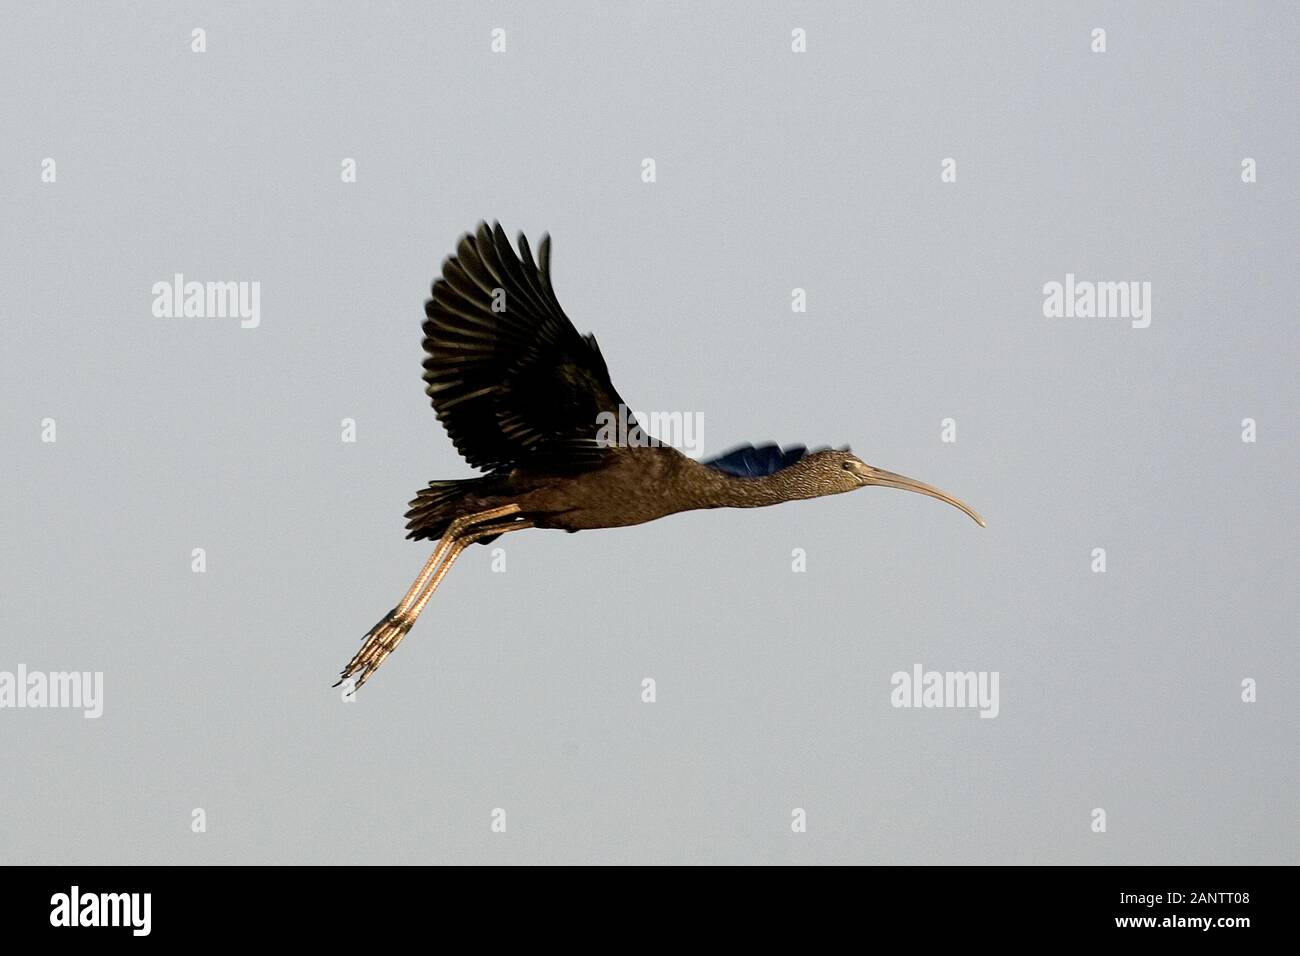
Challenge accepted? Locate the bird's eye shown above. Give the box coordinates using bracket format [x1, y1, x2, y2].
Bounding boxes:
[842, 461, 855, 470]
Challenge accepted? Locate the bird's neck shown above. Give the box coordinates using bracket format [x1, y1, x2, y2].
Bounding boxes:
[691, 463, 823, 510]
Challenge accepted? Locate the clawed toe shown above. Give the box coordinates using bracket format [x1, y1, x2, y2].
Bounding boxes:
[335, 610, 414, 692]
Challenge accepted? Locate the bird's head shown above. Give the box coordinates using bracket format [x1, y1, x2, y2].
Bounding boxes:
[801, 448, 986, 527]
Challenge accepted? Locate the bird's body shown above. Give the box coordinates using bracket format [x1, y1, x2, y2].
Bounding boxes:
[405, 445, 692, 538]
[337, 222, 984, 691]
[406, 444, 864, 538]
[485, 446, 707, 532]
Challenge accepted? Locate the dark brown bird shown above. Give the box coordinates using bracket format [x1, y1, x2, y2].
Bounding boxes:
[337, 222, 984, 691]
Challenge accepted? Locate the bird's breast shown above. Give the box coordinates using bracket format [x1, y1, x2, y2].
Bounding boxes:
[516, 448, 698, 531]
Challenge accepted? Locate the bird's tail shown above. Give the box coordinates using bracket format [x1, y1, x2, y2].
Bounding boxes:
[404, 477, 494, 541]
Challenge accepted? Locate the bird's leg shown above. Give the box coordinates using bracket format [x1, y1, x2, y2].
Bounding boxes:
[392, 505, 523, 615]
[346, 517, 533, 686]
[336, 505, 527, 691]
[336, 506, 523, 689]
[406, 518, 533, 620]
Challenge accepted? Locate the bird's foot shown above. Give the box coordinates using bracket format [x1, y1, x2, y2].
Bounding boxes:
[334, 608, 414, 693]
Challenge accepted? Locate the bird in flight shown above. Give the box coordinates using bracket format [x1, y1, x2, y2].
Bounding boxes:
[337, 222, 984, 691]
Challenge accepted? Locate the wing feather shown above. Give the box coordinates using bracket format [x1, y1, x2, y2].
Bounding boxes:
[701, 443, 810, 478]
[421, 222, 631, 472]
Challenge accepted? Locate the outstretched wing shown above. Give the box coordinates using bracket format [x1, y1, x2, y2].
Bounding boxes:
[701, 443, 809, 478]
[422, 222, 632, 472]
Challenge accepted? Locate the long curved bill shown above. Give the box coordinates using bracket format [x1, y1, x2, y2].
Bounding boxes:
[864, 467, 986, 527]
